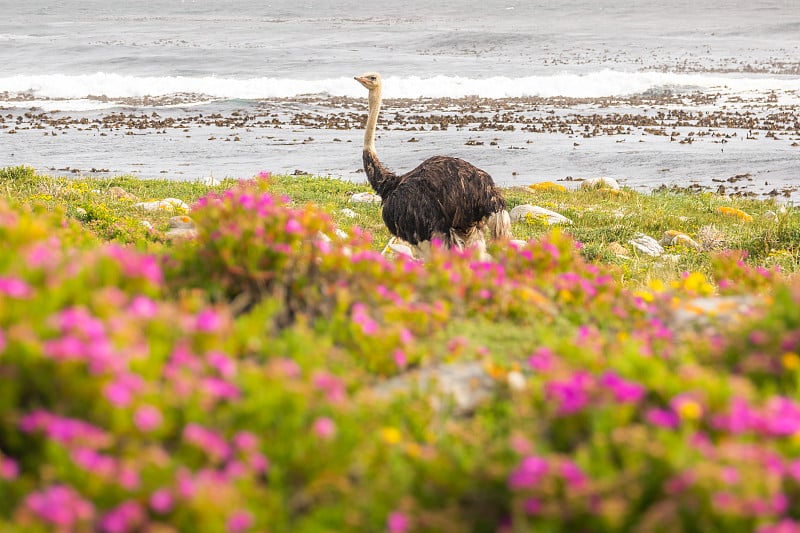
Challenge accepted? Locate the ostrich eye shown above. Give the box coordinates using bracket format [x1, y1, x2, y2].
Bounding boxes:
[369, 76, 376, 80]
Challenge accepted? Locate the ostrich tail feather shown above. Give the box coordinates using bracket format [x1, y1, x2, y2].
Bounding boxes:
[487, 209, 512, 240]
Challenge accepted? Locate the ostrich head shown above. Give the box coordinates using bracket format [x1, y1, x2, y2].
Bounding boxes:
[354, 72, 381, 91]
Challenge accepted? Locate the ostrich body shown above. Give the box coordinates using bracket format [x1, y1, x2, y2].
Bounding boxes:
[354, 72, 511, 258]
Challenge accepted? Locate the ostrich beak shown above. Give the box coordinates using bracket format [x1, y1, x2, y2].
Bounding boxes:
[354, 76, 365, 83]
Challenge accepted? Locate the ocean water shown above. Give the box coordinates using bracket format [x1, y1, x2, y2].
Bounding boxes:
[1, 0, 799, 198]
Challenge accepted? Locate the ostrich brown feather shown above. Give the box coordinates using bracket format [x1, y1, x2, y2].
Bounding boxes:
[355, 72, 511, 254]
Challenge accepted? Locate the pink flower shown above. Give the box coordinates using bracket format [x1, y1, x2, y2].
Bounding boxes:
[233, 431, 259, 452]
[600, 371, 646, 403]
[758, 519, 800, 533]
[312, 372, 347, 404]
[285, 218, 302, 234]
[0, 456, 19, 479]
[509, 455, 548, 490]
[118, 466, 140, 490]
[149, 489, 174, 514]
[207, 351, 237, 379]
[183, 423, 230, 461]
[546, 372, 592, 415]
[0, 328, 6, 353]
[528, 347, 555, 372]
[227, 510, 254, 533]
[386, 511, 410, 533]
[560, 460, 587, 489]
[71, 448, 115, 477]
[258, 171, 271, 179]
[134, 405, 163, 432]
[195, 308, 222, 332]
[129, 295, 158, 319]
[393, 349, 408, 369]
[0, 276, 32, 298]
[100, 501, 144, 533]
[523, 498, 542, 515]
[351, 303, 379, 335]
[645, 407, 680, 429]
[248, 452, 270, 474]
[312, 417, 337, 439]
[104, 374, 143, 408]
[25, 485, 94, 527]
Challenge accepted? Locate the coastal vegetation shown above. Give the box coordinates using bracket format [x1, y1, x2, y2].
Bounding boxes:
[1, 165, 800, 532]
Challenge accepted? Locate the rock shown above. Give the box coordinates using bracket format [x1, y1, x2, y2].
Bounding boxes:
[108, 186, 138, 201]
[670, 295, 763, 333]
[387, 242, 414, 258]
[660, 230, 701, 250]
[340, 208, 358, 218]
[139, 220, 153, 230]
[628, 233, 664, 257]
[165, 228, 197, 239]
[510, 204, 572, 225]
[607, 242, 630, 258]
[349, 192, 382, 203]
[764, 210, 779, 222]
[367, 361, 495, 415]
[168, 215, 195, 230]
[581, 177, 620, 190]
[74, 207, 88, 220]
[134, 198, 190, 212]
[334, 228, 348, 240]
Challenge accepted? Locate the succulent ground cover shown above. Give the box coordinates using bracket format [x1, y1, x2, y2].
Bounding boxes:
[1, 166, 800, 532]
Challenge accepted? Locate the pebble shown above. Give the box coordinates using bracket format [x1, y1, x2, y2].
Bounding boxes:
[340, 208, 358, 218]
[367, 361, 495, 415]
[74, 207, 88, 220]
[628, 233, 664, 257]
[581, 177, 620, 190]
[764, 210, 779, 222]
[510, 204, 572, 225]
[387, 241, 414, 258]
[349, 192, 382, 203]
[139, 220, 153, 230]
[134, 198, 190, 212]
[168, 215, 195, 230]
[165, 228, 197, 239]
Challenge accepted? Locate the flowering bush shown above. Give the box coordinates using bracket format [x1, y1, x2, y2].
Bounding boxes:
[1, 176, 800, 532]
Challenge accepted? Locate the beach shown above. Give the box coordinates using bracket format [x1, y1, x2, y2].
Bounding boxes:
[1, 0, 799, 199]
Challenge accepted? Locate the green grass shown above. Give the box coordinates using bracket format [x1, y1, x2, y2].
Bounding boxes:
[2, 165, 798, 288]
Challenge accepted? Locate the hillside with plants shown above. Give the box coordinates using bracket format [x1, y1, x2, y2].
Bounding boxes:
[1, 165, 800, 532]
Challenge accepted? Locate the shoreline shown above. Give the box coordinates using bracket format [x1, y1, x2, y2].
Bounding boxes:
[2, 91, 799, 201]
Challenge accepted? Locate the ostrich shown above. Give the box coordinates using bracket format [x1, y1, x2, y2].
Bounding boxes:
[354, 72, 511, 259]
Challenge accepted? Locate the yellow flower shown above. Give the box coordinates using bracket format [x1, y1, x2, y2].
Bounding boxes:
[380, 427, 402, 445]
[715, 206, 753, 222]
[673, 272, 714, 296]
[529, 181, 566, 192]
[783, 352, 800, 371]
[633, 290, 654, 303]
[676, 400, 703, 420]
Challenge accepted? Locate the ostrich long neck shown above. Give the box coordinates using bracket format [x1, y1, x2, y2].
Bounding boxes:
[362, 86, 400, 198]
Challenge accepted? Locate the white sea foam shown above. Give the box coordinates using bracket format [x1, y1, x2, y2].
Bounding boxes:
[1, 71, 798, 104]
